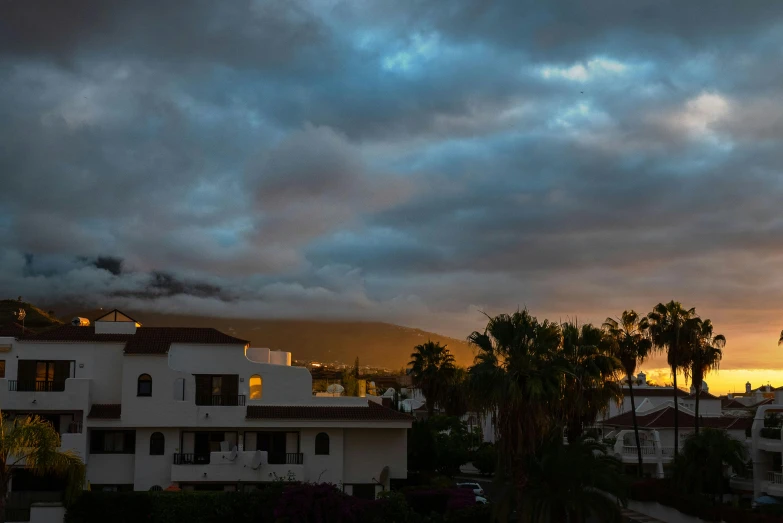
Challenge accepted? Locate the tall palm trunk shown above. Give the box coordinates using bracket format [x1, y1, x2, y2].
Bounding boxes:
[693, 381, 701, 436]
[673, 322, 680, 459]
[628, 378, 644, 476]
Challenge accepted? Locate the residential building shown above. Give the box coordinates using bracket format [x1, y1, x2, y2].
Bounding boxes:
[749, 389, 783, 500]
[601, 402, 751, 478]
[0, 310, 411, 502]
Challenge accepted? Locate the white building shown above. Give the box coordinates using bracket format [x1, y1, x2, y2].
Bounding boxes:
[0, 310, 411, 501]
[748, 388, 783, 500]
[601, 401, 751, 478]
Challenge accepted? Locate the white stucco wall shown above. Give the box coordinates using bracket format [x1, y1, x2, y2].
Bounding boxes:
[301, 428, 344, 485]
[133, 428, 178, 490]
[343, 428, 407, 488]
[87, 454, 135, 485]
[29, 503, 66, 523]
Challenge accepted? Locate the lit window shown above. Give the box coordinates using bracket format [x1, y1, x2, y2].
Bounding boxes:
[249, 375, 262, 400]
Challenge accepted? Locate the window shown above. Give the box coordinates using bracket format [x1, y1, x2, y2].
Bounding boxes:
[173, 378, 185, 401]
[90, 430, 136, 454]
[150, 432, 165, 455]
[315, 432, 329, 455]
[149, 485, 163, 492]
[249, 375, 262, 400]
[195, 375, 240, 406]
[137, 374, 152, 397]
[0, 361, 4, 378]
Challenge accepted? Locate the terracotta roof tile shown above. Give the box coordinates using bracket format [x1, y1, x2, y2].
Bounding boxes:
[0, 323, 34, 337]
[721, 398, 748, 409]
[246, 401, 413, 422]
[602, 405, 752, 430]
[684, 390, 719, 400]
[622, 387, 689, 398]
[21, 325, 248, 354]
[88, 404, 122, 419]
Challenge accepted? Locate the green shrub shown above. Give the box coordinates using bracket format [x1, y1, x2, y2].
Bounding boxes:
[472, 444, 497, 476]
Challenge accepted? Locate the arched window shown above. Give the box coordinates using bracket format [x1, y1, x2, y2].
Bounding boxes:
[249, 374, 262, 400]
[315, 432, 330, 455]
[149, 485, 162, 492]
[137, 374, 152, 396]
[150, 432, 165, 455]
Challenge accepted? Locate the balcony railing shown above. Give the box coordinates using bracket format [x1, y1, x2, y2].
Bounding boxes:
[173, 453, 211, 465]
[622, 445, 656, 456]
[268, 452, 304, 465]
[8, 380, 66, 392]
[766, 471, 783, 484]
[195, 394, 246, 407]
[660, 446, 676, 457]
[66, 421, 83, 434]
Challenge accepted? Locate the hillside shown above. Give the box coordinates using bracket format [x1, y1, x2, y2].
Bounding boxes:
[0, 299, 63, 330]
[61, 309, 476, 369]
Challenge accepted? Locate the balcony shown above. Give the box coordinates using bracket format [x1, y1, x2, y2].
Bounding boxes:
[764, 471, 783, 496]
[614, 443, 676, 463]
[173, 453, 211, 465]
[173, 452, 304, 466]
[0, 378, 90, 412]
[8, 380, 66, 392]
[171, 450, 305, 483]
[195, 394, 246, 407]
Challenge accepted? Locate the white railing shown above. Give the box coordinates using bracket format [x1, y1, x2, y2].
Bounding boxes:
[622, 445, 656, 456]
[766, 471, 783, 484]
[660, 446, 676, 457]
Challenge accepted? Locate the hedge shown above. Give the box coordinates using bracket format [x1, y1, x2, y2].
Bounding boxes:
[65, 485, 488, 523]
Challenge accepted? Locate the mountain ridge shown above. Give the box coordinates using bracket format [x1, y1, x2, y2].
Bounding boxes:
[60, 308, 476, 369]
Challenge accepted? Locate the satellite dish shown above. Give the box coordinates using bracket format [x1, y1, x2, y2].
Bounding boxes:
[227, 445, 238, 461]
[251, 450, 263, 470]
[327, 384, 345, 394]
[379, 466, 390, 485]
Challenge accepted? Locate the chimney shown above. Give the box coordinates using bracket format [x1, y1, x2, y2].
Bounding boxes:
[746, 381, 752, 394]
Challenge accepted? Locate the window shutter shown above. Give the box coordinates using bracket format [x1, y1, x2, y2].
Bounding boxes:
[225, 375, 239, 399]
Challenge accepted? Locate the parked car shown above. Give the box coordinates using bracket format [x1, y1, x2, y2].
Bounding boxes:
[456, 482, 485, 496]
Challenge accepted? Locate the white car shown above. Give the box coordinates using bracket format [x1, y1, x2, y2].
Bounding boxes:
[457, 482, 485, 497]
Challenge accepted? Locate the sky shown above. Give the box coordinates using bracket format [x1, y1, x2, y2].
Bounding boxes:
[2, 1, 783, 393]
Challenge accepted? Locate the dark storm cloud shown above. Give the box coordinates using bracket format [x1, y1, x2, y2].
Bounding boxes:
[0, 0, 327, 69]
[3, 0, 783, 374]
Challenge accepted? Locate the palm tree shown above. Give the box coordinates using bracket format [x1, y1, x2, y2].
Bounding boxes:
[1, 412, 85, 522]
[675, 428, 747, 501]
[647, 301, 699, 457]
[687, 319, 725, 434]
[408, 340, 456, 416]
[778, 329, 783, 346]
[468, 310, 567, 519]
[603, 310, 652, 476]
[560, 322, 622, 443]
[520, 434, 627, 523]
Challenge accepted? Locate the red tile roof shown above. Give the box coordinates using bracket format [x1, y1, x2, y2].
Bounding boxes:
[0, 323, 35, 337]
[88, 404, 122, 419]
[684, 390, 719, 400]
[20, 325, 248, 354]
[622, 387, 689, 398]
[602, 405, 752, 430]
[721, 397, 748, 409]
[246, 401, 413, 422]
